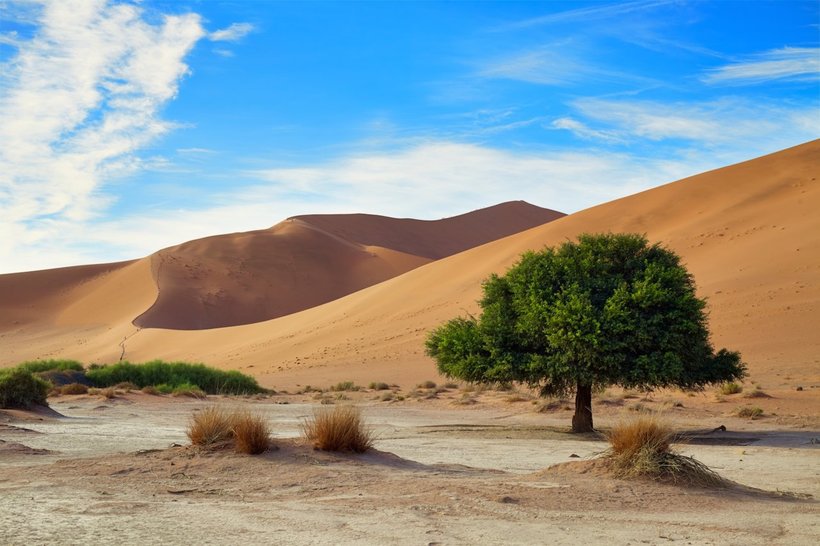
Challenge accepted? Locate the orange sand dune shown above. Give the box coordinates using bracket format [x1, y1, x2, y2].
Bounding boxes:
[1, 142, 817, 394]
[134, 201, 562, 329]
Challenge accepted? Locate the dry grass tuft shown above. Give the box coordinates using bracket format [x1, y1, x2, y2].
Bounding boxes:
[60, 383, 88, 395]
[99, 387, 116, 399]
[736, 406, 764, 419]
[302, 405, 373, 453]
[606, 416, 725, 487]
[719, 382, 743, 395]
[231, 410, 271, 455]
[187, 406, 235, 448]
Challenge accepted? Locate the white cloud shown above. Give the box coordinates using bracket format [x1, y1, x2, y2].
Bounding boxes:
[498, 0, 672, 30]
[566, 98, 819, 150]
[551, 117, 621, 142]
[703, 47, 820, 85]
[478, 48, 585, 85]
[209, 22, 254, 42]
[0, 0, 205, 271]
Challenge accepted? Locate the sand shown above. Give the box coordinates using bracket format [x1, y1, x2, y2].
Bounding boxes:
[0, 393, 817, 545]
[0, 141, 818, 402]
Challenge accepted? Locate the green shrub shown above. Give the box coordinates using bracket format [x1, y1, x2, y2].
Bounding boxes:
[17, 360, 84, 373]
[0, 368, 50, 408]
[85, 360, 264, 395]
[720, 382, 743, 395]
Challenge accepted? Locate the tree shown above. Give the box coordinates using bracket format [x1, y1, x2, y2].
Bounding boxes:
[426, 233, 745, 433]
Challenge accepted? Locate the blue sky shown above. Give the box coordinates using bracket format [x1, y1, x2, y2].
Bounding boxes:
[0, 0, 818, 273]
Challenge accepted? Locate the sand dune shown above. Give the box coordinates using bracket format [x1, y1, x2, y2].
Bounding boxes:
[1, 142, 817, 393]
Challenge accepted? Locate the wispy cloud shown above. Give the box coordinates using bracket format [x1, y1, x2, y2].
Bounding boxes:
[0, 0, 206, 271]
[498, 0, 672, 31]
[209, 22, 254, 42]
[551, 117, 621, 142]
[703, 47, 820, 85]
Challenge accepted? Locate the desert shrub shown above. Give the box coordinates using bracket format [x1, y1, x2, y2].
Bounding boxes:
[171, 383, 206, 399]
[114, 381, 138, 391]
[417, 380, 437, 389]
[35, 369, 90, 387]
[187, 406, 234, 447]
[743, 388, 770, 399]
[85, 360, 264, 394]
[368, 382, 390, 391]
[302, 405, 373, 453]
[330, 381, 360, 392]
[231, 411, 271, 454]
[141, 385, 160, 395]
[606, 416, 724, 487]
[0, 368, 49, 408]
[720, 382, 743, 395]
[99, 387, 116, 399]
[737, 406, 764, 419]
[17, 360, 84, 373]
[60, 383, 89, 395]
[379, 392, 394, 401]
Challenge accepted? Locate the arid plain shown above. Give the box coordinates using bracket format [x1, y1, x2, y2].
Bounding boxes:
[1, 141, 819, 544]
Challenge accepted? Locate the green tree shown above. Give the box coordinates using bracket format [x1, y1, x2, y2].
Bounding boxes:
[426, 233, 745, 432]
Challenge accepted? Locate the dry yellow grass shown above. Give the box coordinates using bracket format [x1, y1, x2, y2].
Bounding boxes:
[606, 415, 724, 487]
[302, 405, 373, 453]
[60, 383, 88, 395]
[187, 406, 234, 448]
[231, 410, 271, 455]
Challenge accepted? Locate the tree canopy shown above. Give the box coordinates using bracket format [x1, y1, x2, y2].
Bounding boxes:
[425, 233, 745, 432]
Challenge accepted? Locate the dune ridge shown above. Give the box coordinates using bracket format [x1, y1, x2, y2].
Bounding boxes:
[0, 141, 817, 393]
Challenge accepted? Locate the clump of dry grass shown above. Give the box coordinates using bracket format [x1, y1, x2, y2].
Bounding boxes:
[187, 406, 272, 454]
[141, 385, 160, 395]
[736, 406, 764, 419]
[719, 382, 743, 395]
[60, 383, 88, 395]
[231, 410, 271, 455]
[302, 405, 373, 453]
[605, 416, 725, 487]
[99, 387, 116, 399]
[417, 380, 437, 389]
[188, 406, 235, 448]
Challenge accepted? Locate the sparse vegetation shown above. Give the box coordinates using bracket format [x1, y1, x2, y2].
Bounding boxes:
[187, 406, 234, 448]
[606, 416, 725, 487]
[329, 381, 360, 392]
[231, 410, 271, 454]
[417, 380, 437, 389]
[720, 382, 743, 395]
[0, 368, 50, 408]
[171, 383, 207, 399]
[368, 382, 390, 391]
[85, 360, 264, 394]
[60, 383, 89, 395]
[17, 360, 85, 373]
[302, 405, 373, 453]
[737, 406, 764, 419]
[744, 387, 770, 399]
[141, 386, 160, 395]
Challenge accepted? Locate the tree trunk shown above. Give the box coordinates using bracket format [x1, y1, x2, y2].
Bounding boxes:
[572, 383, 594, 433]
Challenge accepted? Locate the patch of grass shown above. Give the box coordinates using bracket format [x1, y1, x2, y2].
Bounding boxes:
[329, 381, 360, 392]
[141, 385, 160, 395]
[231, 410, 271, 455]
[743, 388, 771, 399]
[628, 402, 650, 413]
[368, 382, 390, 391]
[736, 406, 764, 419]
[417, 380, 437, 389]
[99, 387, 116, 399]
[442, 382, 458, 389]
[114, 381, 138, 392]
[17, 360, 85, 373]
[302, 405, 373, 453]
[719, 382, 743, 395]
[606, 416, 725, 487]
[171, 383, 206, 399]
[187, 406, 234, 448]
[298, 385, 323, 394]
[379, 392, 395, 402]
[453, 393, 477, 406]
[60, 383, 89, 395]
[85, 360, 264, 395]
[0, 368, 50, 408]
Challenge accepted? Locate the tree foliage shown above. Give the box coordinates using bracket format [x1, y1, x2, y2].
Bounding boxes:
[426, 233, 745, 431]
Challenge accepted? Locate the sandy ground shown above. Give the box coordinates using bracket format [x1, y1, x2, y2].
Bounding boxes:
[1, 392, 817, 545]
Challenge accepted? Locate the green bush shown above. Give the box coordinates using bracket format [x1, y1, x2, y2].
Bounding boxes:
[85, 360, 264, 395]
[0, 368, 50, 408]
[17, 360, 85, 373]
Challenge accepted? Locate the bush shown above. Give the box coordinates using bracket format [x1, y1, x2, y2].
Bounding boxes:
[737, 406, 764, 419]
[171, 383, 206, 399]
[330, 381, 360, 392]
[417, 380, 437, 389]
[606, 416, 724, 486]
[17, 360, 84, 373]
[36, 369, 90, 387]
[231, 411, 271, 454]
[302, 406, 373, 453]
[720, 382, 743, 395]
[60, 383, 89, 395]
[187, 406, 234, 448]
[0, 368, 50, 408]
[368, 382, 390, 391]
[85, 360, 264, 394]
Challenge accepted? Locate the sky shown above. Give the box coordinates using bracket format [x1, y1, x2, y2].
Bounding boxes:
[0, 0, 818, 273]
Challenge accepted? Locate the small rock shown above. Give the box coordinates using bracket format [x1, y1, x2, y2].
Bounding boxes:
[569, 453, 580, 458]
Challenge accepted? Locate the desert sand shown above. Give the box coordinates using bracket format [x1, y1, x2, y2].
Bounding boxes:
[1, 392, 818, 545]
[1, 141, 816, 401]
